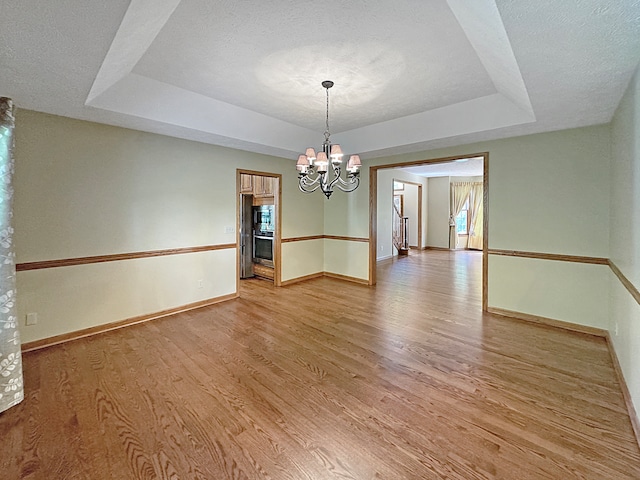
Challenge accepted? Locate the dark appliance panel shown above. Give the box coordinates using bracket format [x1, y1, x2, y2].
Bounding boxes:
[253, 233, 273, 266]
[253, 205, 275, 234]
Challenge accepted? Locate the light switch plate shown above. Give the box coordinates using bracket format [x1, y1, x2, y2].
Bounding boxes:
[26, 312, 38, 326]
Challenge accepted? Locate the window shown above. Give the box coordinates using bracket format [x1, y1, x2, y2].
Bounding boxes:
[456, 198, 469, 234]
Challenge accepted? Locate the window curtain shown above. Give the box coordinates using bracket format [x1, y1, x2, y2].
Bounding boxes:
[449, 182, 472, 249]
[0, 97, 23, 413]
[467, 182, 483, 250]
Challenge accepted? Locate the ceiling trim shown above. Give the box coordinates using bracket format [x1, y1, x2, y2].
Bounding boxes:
[86, 0, 182, 103]
[88, 73, 320, 156]
[447, 0, 535, 116]
[336, 93, 534, 156]
[86, 0, 535, 159]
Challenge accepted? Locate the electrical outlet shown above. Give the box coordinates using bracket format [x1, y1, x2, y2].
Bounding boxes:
[197, 279, 203, 289]
[380, 245, 384, 251]
[26, 312, 38, 326]
[224, 226, 235, 234]
[614, 322, 619, 336]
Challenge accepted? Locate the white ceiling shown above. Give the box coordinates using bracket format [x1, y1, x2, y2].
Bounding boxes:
[1, 0, 639, 161]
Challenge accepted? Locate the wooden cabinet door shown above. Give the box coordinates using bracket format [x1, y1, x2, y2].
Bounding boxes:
[247, 175, 275, 198]
[240, 174, 253, 193]
[262, 176, 274, 196]
[252, 175, 274, 197]
[253, 175, 265, 196]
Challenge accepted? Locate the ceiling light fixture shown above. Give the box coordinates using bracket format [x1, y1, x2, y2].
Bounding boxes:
[296, 81, 361, 199]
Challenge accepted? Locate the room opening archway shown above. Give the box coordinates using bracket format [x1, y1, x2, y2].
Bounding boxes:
[368, 153, 489, 310]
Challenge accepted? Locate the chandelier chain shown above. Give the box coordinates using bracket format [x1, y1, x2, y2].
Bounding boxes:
[324, 86, 330, 143]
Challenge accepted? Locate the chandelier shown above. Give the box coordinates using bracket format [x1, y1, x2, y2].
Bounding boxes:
[296, 81, 361, 199]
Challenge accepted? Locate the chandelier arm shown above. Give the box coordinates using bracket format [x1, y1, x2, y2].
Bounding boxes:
[333, 168, 359, 188]
[334, 172, 353, 186]
[299, 171, 334, 194]
[299, 183, 322, 194]
[334, 175, 360, 193]
[325, 165, 344, 190]
[298, 176, 322, 193]
[300, 173, 322, 187]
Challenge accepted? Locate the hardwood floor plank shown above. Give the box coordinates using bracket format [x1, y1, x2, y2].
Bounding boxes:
[1, 250, 639, 479]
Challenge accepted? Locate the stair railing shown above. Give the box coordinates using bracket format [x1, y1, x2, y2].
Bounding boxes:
[392, 203, 409, 253]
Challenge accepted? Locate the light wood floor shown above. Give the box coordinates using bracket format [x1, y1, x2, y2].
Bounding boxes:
[1, 250, 639, 479]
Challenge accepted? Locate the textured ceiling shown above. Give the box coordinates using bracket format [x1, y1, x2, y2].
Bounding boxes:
[133, 0, 496, 132]
[1, 0, 639, 161]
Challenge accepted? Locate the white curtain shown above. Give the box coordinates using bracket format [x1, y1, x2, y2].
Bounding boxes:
[0, 97, 23, 413]
[449, 182, 472, 249]
[468, 183, 483, 250]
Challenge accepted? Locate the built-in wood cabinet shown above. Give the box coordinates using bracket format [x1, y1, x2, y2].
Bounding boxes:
[240, 174, 253, 193]
[240, 174, 275, 198]
[253, 176, 274, 197]
[253, 263, 274, 280]
[264, 177, 274, 196]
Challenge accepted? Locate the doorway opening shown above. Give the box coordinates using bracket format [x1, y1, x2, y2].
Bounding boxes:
[237, 169, 282, 289]
[369, 153, 488, 310]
